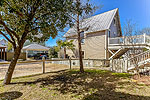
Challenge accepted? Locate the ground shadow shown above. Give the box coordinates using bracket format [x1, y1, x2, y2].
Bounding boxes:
[0, 91, 23, 100]
[82, 90, 150, 100]
[12, 69, 150, 100]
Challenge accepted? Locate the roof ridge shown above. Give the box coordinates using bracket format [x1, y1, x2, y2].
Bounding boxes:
[107, 8, 118, 29]
[84, 8, 118, 21]
[64, 8, 119, 37]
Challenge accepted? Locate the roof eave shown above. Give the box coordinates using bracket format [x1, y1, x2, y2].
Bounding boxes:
[65, 29, 109, 38]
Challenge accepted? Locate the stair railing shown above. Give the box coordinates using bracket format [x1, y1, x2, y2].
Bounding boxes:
[127, 50, 150, 70]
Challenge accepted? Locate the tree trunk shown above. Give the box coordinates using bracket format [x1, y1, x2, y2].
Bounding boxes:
[64, 47, 66, 59]
[3, 46, 22, 85]
[77, 9, 84, 73]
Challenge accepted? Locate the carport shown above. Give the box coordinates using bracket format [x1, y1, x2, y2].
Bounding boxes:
[22, 43, 49, 59]
[0, 45, 7, 60]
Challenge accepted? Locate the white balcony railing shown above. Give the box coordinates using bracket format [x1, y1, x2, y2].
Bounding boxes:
[109, 34, 150, 45]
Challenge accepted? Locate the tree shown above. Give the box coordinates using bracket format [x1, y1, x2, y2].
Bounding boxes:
[7, 42, 13, 52]
[139, 27, 150, 35]
[24, 40, 45, 46]
[67, 0, 97, 72]
[123, 20, 143, 77]
[48, 46, 58, 58]
[0, 0, 73, 85]
[57, 40, 75, 58]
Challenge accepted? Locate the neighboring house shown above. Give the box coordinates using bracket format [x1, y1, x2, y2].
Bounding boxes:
[22, 43, 49, 59]
[0, 39, 7, 61]
[0, 39, 7, 46]
[62, 8, 122, 59]
[0, 39, 26, 61]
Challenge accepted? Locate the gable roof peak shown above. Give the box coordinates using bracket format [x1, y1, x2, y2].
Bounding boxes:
[64, 8, 119, 38]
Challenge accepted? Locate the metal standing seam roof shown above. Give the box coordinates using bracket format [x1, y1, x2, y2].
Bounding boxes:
[22, 43, 49, 51]
[64, 8, 118, 37]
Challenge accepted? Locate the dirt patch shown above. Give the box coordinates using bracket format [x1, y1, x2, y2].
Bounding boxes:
[133, 75, 150, 85]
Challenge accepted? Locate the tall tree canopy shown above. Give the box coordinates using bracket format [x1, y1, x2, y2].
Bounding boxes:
[68, 0, 98, 72]
[0, 0, 73, 85]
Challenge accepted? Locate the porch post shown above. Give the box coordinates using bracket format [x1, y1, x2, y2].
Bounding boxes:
[26, 50, 28, 60]
[3, 48, 5, 60]
[0, 48, 1, 59]
[1, 48, 2, 59]
[2, 48, 4, 60]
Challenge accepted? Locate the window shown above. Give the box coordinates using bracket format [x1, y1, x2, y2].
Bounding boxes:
[81, 31, 84, 34]
[80, 31, 84, 38]
[113, 32, 117, 37]
[81, 51, 84, 58]
[108, 31, 111, 37]
[114, 18, 116, 26]
[81, 31, 85, 44]
[81, 39, 85, 44]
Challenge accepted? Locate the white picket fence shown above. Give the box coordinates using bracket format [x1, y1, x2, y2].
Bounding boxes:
[110, 59, 128, 73]
[51, 58, 110, 67]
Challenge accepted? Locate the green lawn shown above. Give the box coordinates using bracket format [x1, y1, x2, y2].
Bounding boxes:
[0, 69, 150, 100]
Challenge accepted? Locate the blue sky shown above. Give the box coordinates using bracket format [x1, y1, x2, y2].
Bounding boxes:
[1, 0, 148, 47]
[46, 0, 150, 47]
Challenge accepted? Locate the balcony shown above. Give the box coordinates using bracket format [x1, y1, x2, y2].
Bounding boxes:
[109, 34, 150, 46]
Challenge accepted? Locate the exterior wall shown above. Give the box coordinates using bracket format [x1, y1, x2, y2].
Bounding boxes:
[84, 31, 106, 59]
[6, 52, 26, 61]
[63, 17, 121, 59]
[109, 14, 121, 38]
[65, 31, 106, 59]
[62, 11, 122, 59]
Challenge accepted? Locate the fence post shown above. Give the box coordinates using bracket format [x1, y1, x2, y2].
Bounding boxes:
[69, 57, 72, 70]
[42, 57, 45, 73]
[110, 59, 113, 71]
[126, 59, 128, 73]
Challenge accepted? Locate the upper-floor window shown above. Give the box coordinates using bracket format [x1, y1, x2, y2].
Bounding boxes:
[80, 31, 84, 38]
[81, 51, 84, 58]
[108, 31, 111, 37]
[80, 31, 85, 44]
[81, 38, 85, 44]
[114, 18, 116, 26]
[113, 32, 118, 37]
[81, 31, 84, 34]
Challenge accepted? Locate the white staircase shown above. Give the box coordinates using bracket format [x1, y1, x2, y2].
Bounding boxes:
[109, 48, 129, 59]
[127, 50, 150, 73]
[109, 34, 150, 74]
